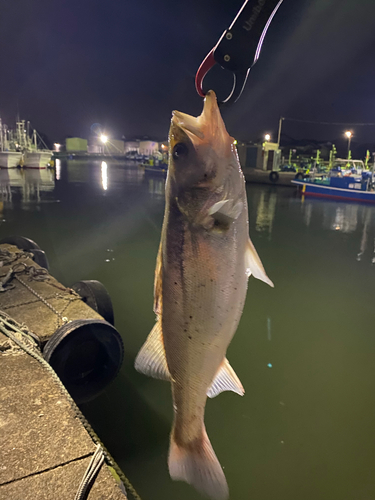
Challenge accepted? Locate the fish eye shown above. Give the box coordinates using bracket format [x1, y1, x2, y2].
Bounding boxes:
[173, 143, 188, 160]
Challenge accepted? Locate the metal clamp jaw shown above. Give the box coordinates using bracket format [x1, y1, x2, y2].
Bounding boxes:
[195, 0, 284, 105]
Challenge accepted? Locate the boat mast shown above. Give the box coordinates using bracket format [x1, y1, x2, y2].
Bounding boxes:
[0, 119, 3, 152]
[33, 129, 37, 150]
[3, 125, 8, 151]
[22, 120, 26, 149]
[16, 120, 27, 150]
[26, 121, 30, 149]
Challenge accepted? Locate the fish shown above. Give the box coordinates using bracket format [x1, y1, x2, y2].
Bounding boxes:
[135, 90, 273, 499]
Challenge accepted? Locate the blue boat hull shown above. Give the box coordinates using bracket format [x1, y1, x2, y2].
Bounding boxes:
[292, 180, 375, 203]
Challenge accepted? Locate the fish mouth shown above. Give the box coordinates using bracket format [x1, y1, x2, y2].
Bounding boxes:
[171, 91, 232, 152]
[171, 90, 222, 144]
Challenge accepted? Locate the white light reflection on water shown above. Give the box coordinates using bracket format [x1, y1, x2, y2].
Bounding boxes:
[148, 178, 165, 198]
[301, 200, 360, 233]
[55, 159, 61, 180]
[328, 205, 359, 233]
[357, 209, 371, 261]
[304, 202, 313, 227]
[101, 161, 108, 190]
[255, 190, 277, 234]
[300, 198, 375, 263]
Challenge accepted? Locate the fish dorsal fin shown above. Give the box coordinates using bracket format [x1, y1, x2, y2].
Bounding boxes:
[134, 321, 171, 381]
[245, 237, 274, 287]
[207, 358, 244, 398]
[153, 242, 163, 315]
[208, 199, 243, 221]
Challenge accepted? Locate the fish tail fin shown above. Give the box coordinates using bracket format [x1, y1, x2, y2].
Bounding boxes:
[168, 426, 229, 500]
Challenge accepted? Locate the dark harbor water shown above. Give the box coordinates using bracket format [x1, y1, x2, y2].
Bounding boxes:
[1, 159, 375, 500]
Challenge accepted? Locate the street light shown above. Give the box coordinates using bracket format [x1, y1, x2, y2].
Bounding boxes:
[264, 134, 271, 142]
[100, 134, 108, 144]
[345, 131, 352, 159]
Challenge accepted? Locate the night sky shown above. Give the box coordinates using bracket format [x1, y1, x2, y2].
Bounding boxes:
[1, 0, 375, 151]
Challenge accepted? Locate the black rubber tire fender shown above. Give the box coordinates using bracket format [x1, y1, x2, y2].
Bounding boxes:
[0, 235, 49, 270]
[269, 171, 279, 183]
[71, 280, 115, 326]
[29, 249, 49, 270]
[43, 319, 123, 403]
[0, 235, 41, 251]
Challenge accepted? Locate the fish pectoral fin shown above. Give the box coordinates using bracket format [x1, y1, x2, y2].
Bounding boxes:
[207, 358, 244, 398]
[134, 321, 171, 381]
[153, 241, 163, 315]
[245, 237, 274, 287]
[208, 199, 243, 221]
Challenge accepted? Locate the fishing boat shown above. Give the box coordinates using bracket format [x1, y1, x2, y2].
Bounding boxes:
[138, 160, 168, 175]
[24, 150, 52, 169]
[0, 119, 22, 169]
[292, 159, 375, 203]
[0, 151, 23, 169]
[23, 126, 52, 169]
[0, 120, 52, 169]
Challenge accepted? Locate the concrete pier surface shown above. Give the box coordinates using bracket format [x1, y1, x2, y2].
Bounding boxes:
[0, 347, 126, 500]
[0, 243, 130, 500]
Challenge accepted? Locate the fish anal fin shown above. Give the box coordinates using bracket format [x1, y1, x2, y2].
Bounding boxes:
[134, 321, 170, 381]
[207, 358, 244, 398]
[245, 237, 274, 287]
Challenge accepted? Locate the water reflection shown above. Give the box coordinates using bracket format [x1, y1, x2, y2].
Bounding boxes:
[326, 205, 359, 233]
[300, 199, 364, 234]
[55, 158, 61, 180]
[267, 317, 271, 341]
[0, 169, 22, 203]
[299, 196, 375, 263]
[304, 202, 313, 227]
[66, 160, 90, 183]
[147, 177, 165, 198]
[1, 179, 375, 500]
[0, 167, 55, 207]
[357, 209, 370, 261]
[255, 190, 277, 233]
[101, 161, 108, 191]
[64, 159, 146, 191]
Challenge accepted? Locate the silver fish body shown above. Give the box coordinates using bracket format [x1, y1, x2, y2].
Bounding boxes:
[135, 91, 273, 499]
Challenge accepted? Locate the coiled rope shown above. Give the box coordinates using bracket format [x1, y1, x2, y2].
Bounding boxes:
[74, 444, 105, 500]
